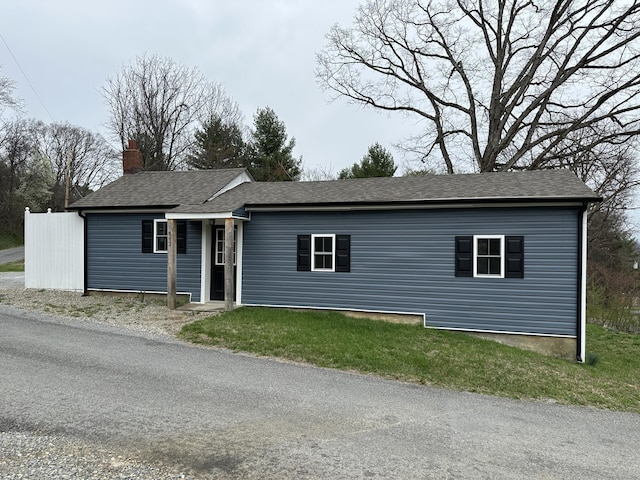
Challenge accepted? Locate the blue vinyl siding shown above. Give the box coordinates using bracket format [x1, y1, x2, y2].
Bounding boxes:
[86, 214, 202, 301]
[242, 207, 580, 336]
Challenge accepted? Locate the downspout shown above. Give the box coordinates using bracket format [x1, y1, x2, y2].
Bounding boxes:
[576, 204, 588, 363]
[77, 210, 88, 296]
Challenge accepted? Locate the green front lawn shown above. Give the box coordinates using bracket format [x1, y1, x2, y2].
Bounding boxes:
[0, 260, 24, 272]
[179, 307, 640, 413]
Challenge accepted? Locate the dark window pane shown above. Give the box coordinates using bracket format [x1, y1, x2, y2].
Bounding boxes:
[157, 237, 167, 251]
[489, 257, 500, 274]
[477, 257, 489, 274]
[157, 222, 167, 235]
[314, 253, 333, 269]
[477, 239, 488, 255]
[489, 238, 501, 255]
[314, 237, 323, 251]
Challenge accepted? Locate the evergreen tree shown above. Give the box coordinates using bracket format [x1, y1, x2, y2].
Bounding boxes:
[248, 106, 301, 181]
[338, 143, 396, 179]
[187, 114, 247, 170]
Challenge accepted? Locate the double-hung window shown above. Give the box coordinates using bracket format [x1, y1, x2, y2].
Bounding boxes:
[297, 234, 350, 272]
[312, 234, 335, 271]
[154, 219, 168, 253]
[455, 235, 524, 278]
[474, 235, 504, 277]
[141, 219, 187, 254]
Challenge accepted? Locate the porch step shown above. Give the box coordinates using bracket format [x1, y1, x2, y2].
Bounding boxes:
[177, 302, 226, 312]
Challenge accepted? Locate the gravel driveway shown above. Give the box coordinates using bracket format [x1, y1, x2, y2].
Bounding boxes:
[0, 274, 209, 336]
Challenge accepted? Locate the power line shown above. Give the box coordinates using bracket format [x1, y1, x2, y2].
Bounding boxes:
[0, 31, 55, 122]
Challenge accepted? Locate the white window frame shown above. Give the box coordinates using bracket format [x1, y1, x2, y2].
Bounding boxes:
[153, 219, 168, 254]
[311, 234, 336, 272]
[215, 227, 237, 266]
[473, 235, 505, 278]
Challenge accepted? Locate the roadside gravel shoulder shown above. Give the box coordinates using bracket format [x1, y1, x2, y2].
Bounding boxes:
[0, 286, 211, 336]
[0, 431, 197, 480]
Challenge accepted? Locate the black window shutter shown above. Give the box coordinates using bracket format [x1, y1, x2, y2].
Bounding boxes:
[297, 235, 311, 271]
[455, 236, 473, 277]
[335, 235, 351, 272]
[505, 236, 524, 278]
[177, 221, 187, 254]
[142, 220, 153, 253]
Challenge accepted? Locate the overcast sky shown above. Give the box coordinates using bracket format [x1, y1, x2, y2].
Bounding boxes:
[1, 0, 423, 177]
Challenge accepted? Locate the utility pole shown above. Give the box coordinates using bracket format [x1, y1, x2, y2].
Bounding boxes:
[64, 150, 71, 209]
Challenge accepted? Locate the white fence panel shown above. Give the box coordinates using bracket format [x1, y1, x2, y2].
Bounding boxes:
[24, 209, 84, 291]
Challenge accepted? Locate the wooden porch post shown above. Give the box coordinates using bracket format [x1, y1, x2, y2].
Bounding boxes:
[224, 217, 234, 311]
[167, 218, 177, 310]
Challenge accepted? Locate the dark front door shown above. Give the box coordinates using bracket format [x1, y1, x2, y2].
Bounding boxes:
[210, 226, 236, 301]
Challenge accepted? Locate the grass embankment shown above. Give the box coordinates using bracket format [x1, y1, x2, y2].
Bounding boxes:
[0, 233, 22, 250]
[0, 260, 24, 272]
[0, 233, 24, 272]
[180, 307, 640, 413]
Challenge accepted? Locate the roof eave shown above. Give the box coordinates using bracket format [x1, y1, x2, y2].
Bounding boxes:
[66, 204, 180, 212]
[244, 196, 602, 212]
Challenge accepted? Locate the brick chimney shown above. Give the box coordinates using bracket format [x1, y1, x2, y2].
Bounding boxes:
[122, 139, 143, 174]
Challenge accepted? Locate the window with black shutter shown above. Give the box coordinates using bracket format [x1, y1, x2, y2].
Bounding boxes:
[455, 236, 473, 277]
[505, 236, 524, 278]
[335, 235, 351, 272]
[297, 235, 311, 271]
[142, 219, 187, 254]
[297, 234, 351, 273]
[142, 220, 153, 253]
[455, 235, 524, 278]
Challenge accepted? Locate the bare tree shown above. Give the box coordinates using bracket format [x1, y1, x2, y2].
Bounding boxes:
[317, 0, 640, 174]
[0, 68, 22, 116]
[35, 122, 118, 209]
[103, 54, 237, 171]
[300, 164, 338, 181]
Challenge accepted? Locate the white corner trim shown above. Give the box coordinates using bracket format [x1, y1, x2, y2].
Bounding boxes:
[235, 221, 244, 305]
[579, 208, 587, 363]
[200, 221, 211, 304]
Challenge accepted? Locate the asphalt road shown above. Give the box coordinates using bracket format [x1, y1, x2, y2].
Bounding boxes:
[1, 307, 639, 479]
[0, 246, 24, 265]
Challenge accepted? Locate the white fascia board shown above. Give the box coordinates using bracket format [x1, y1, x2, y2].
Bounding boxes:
[246, 201, 587, 213]
[165, 212, 249, 220]
[70, 208, 167, 214]
[207, 171, 253, 202]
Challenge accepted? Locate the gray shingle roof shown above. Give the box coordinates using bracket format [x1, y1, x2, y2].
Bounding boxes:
[68, 169, 248, 209]
[170, 169, 600, 214]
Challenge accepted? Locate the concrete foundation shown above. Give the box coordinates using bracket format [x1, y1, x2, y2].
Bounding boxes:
[466, 332, 577, 361]
[336, 309, 577, 361]
[342, 310, 423, 325]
